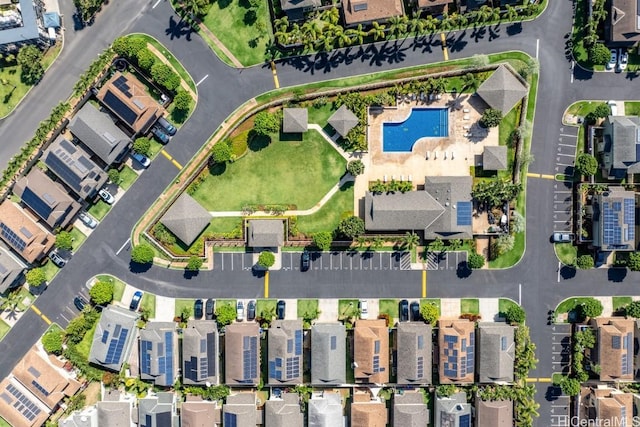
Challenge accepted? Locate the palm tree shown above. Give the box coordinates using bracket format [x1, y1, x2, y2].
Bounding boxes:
[478, 5, 493, 22]
[372, 237, 385, 250]
[489, 7, 501, 22]
[402, 232, 420, 250]
[387, 15, 408, 39]
[274, 16, 289, 33]
[321, 7, 340, 25]
[335, 27, 352, 48]
[431, 76, 446, 94]
[368, 21, 386, 41]
[409, 14, 426, 36]
[504, 5, 518, 22]
[461, 72, 481, 93]
[1, 290, 23, 321]
[356, 236, 367, 249]
[424, 15, 439, 33]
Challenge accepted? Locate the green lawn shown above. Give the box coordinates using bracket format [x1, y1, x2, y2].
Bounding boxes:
[109, 277, 126, 302]
[70, 227, 87, 252]
[148, 138, 165, 158]
[297, 182, 354, 234]
[217, 299, 237, 309]
[140, 293, 156, 318]
[489, 231, 524, 268]
[460, 298, 479, 315]
[76, 316, 99, 360]
[420, 298, 441, 317]
[88, 200, 111, 221]
[175, 299, 194, 317]
[200, 0, 272, 67]
[338, 299, 359, 318]
[0, 417, 10, 427]
[256, 299, 277, 318]
[612, 296, 632, 312]
[624, 102, 640, 116]
[42, 259, 61, 282]
[555, 243, 577, 265]
[191, 130, 346, 211]
[498, 103, 520, 172]
[498, 298, 518, 315]
[119, 165, 138, 190]
[379, 299, 399, 320]
[0, 318, 10, 341]
[556, 297, 594, 314]
[205, 217, 244, 235]
[297, 299, 319, 318]
[307, 103, 337, 127]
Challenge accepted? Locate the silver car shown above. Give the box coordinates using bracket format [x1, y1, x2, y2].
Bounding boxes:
[78, 212, 98, 228]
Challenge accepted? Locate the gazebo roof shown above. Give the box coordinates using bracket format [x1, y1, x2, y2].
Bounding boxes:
[160, 194, 210, 246]
[476, 65, 528, 114]
[482, 146, 508, 171]
[283, 108, 308, 133]
[328, 105, 359, 137]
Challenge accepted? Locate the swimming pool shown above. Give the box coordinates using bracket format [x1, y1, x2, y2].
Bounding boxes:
[382, 108, 449, 152]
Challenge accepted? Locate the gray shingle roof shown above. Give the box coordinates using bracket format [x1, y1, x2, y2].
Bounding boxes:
[283, 108, 308, 133]
[139, 322, 178, 387]
[225, 322, 261, 386]
[423, 176, 473, 240]
[138, 393, 178, 427]
[311, 323, 346, 385]
[182, 320, 219, 385]
[606, 0, 640, 44]
[308, 392, 343, 427]
[89, 305, 138, 372]
[265, 393, 304, 427]
[223, 393, 258, 426]
[476, 65, 528, 114]
[604, 116, 640, 176]
[482, 146, 508, 171]
[477, 323, 515, 383]
[0, 246, 24, 294]
[328, 105, 359, 137]
[365, 191, 444, 231]
[181, 400, 220, 427]
[59, 408, 97, 427]
[268, 319, 303, 385]
[160, 194, 211, 246]
[247, 219, 284, 248]
[476, 399, 513, 427]
[0, 0, 42, 46]
[434, 392, 471, 427]
[97, 401, 132, 427]
[393, 392, 429, 426]
[69, 103, 130, 166]
[396, 323, 432, 385]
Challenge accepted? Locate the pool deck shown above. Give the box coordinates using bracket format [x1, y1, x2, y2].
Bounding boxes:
[355, 93, 499, 217]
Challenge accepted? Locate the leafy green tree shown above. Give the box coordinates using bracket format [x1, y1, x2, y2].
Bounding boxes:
[42, 329, 63, 355]
[133, 137, 151, 156]
[336, 216, 365, 239]
[253, 111, 280, 135]
[588, 42, 610, 65]
[558, 376, 580, 396]
[313, 232, 332, 251]
[479, 108, 503, 128]
[625, 300, 640, 317]
[593, 102, 612, 118]
[186, 256, 203, 271]
[211, 141, 232, 164]
[131, 244, 155, 264]
[55, 231, 74, 251]
[493, 234, 515, 256]
[17, 45, 44, 84]
[505, 305, 526, 324]
[26, 268, 46, 287]
[257, 251, 275, 269]
[108, 169, 121, 185]
[65, 316, 90, 344]
[580, 298, 603, 318]
[627, 252, 640, 271]
[173, 90, 191, 112]
[574, 153, 598, 176]
[215, 304, 236, 326]
[347, 160, 365, 176]
[402, 232, 420, 250]
[136, 48, 156, 72]
[150, 63, 180, 91]
[89, 280, 114, 305]
[461, 72, 481, 92]
[420, 303, 439, 324]
[428, 237, 445, 252]
[468, 251, 485, 269]
[436, 385, 457, 397]
[576, 254, 594, 269]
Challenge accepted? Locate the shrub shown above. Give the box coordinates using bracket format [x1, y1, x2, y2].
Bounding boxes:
[628, 252, 640, 271]
[211, 141, 233, 164]
[173, 90, 191, 112]
[313, 232, 332, 251]
[479, 108, 502, 128]
[108, 169, 121, 185]
[336, 216, 365, 239]
[593, 103, 611, 118]
[558, 376, 580, 396]
[55, 231, 74, 251]
[131, 243, 155, 264]
[133, 137, 151, 156]
[215, 304, 236, 326]
[186, 256, 203, 271]
[420, 303, 439, 324]
[588, 42, 611, 65]
[580, 298, 603, 318]
[42, 330, 63, 355]
[26, 268, 46, 287]
[467, 252, 485, 269]
[136, 48, 156, 72]
[257, 251, 275, 269]
[89, 280, 114, 305]
[347, 160, 365, 176]
[505, 305, 526, 324]
[17, 45, 44, 84]
[510, 211, 525, 234]
[151, 63, 180, 92]
[627, 301, 640, 318]
[576, 254, 594, 269]
[493, 234, 515, 257]
[112, 36, 146, 58]
[574, 153, 598, 176]
[153, 223, 176, 246]
[253, 111, 280, 135]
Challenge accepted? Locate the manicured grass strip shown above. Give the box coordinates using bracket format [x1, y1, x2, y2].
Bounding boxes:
[42, 260, 61, 282]
[307, 104, 337, 127]
[612, 297, 632, 312]
[70, 227, 87, 252]
[88, 200, 111, 221]
[556, 297, 593, 314]
[256, 299, 276, 318]
[498, 298, 518, 315]
[76, 316, 99, 360]
[420, 298, 441, 317]
[625, 102, 640, 116]
[551, 372, 564, 385]
[140, 294, 156, 319]
[119, 165, 138, 191]
[338, 299, 359, 318]
[489, 231, 524, 269]
[15, 288, 34, 311]
[297, 299, 319, 319]
[96, 275, 126, 302]
[379, 299, 399, 320]
[175, 298, 194, 317]
[297, 182, 354, 234]
[460, 298, 479, 315]
[217, 299, 237, 309]
[0, 416, 11, 427]
[555, 243, 577, 266]
[0, 319, 10, 341]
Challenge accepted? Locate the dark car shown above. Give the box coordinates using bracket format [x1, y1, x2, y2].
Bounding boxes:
[399, 299, 409, 322]
[247, 300, 256, 321]
[276, 300, 286, 320]
[410, 301, 421, 321]
[151, 125, 170, 144]
[301, 251, 310, 271]
[130, 291, 143, 311]
[156, 116, 177, 136]
[74, 296, 88, 311]
[205, 299, 215, 320]
[194, 299, 204, 319]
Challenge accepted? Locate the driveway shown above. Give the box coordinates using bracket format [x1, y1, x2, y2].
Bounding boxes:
[425, 251, 468, 271]
[552, 126, 579, 233]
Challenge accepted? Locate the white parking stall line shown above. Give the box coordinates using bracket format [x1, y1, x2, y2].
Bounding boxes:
[59, 312, 70, 323]
[554, 190, 572, 193]
[557, 163, 574, 167]
[241, 255, 245, 270]
[559, 133, 578, 138]
[196, 74, 209, 86]
[116, 238, 131, 255]
[558, 143, 576, 147]
[231, 254, 234, 270]
[221, 254, 224, 270]
[379, 255, 382, 270]
[557, 153, 575, 157]
[152, 0, 162, 8]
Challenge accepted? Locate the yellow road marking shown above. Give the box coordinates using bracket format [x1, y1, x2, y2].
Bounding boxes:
[30, 305, 41, 315]
[526, 377, 552, 383]
[161, 150, 173, 161]
[540, 174, 554, 180]
[270, 61, 280, 89]
[440, 33, 449, 61]
[171, 159, 183, 170]
[422, 270, 427, 298]
[41, 315, 51, 325]
[526, 378, 537, 382]
[264, 271, 269, 298]
[526, 172, 554, 180]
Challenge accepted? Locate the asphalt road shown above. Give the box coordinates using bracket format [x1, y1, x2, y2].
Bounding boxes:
[0, 0, 637, 425]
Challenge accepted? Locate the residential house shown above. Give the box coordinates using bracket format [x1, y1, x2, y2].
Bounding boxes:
[268, 319, 303, 385]
[280, 0, 320, 20]
[0, 245, 25, 293]
[396, 322, 432, 385]
[311, 323, 346, 385]
[13, 168, 81, 230]
[282, 108, 308, 133]
[416, 0, 457, 14]
[247, 219, 285, 248]
[475, 399, 512, 427]
[591, 317, 635, 381]
[160, 193, 211, 246]
[69, 103, 131, 166]
[97, 72, 162, 135]
[265, 392, 304, 427]
[225, 322, 261, 386]
[138, 392, 179, 427]
[181, 397, 221, 427]
[0, 200, 55, 264]
[438, 319, 475, 384]
[139, 322, 179, 387]
[60, 406, 98, 427]
[308, 391, 344, 427]
[354, 319, 389, 384]
[364, 176, 473, 239]
[592, 187, 636, 251]
[328, 105, 359, 138]
[0, 0, 48, 52]
[350, 389, 388, 427]
[89, 304, 138, 373]
[182, 320, 219, 386]
[96, 399, 135, 427]
[393, 391, 429, 426]
[434, 391, 472, 427]
[342, 0, 405, 26]
[605, 0, 640, 45]
[601, 115, 640, 179]
[0, 377, 50, 427]
[223, 392, 260, 426]
[477, 322, 515, 384]
[42, 137, 108, 200]
[581, 386, 634, 427]
[482, 146, 508, 171]
[476, 64, 528, 114]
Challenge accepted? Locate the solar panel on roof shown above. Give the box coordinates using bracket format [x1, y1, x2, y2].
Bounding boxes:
[21, 188, 54, 221]
[331, 335, 337, 350]
[417, 335, 424, 350]
[165, 331, 174, 382]
[295, 329, 303, 356]
[59, 139, 77, 154]
[45, 154, 83, 191]
[27, 367, 40, 378]
[224, 412, 238, 427]
[103, 132, 117, 145]
[103, 91, 137, 126]
[460, 413, 471, 427]
[467, 332, 475, 374]
[353, 2, 367, 11]
[0, 224, 27, 252]
[456, 201, 472, 226]
[101, 330, 109, 344]
[6, 383, 42, 420]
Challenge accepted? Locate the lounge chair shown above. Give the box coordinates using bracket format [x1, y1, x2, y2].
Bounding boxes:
[463, 114, 470, 120]
[463, 108, 470, 113]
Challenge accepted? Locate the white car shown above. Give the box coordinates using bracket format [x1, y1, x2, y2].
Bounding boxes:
[236, 301, 245, 321]
[359, 299, 368, 319]
[617, 49, 628, 72]
[607, 48, 617, 70]
[607, 100, 618, 116]
[78, 212, 98, 228]
[98, 188, 115, 204]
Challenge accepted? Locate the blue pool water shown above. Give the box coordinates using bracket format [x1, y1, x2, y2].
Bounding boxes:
[382, 108, 449, 152]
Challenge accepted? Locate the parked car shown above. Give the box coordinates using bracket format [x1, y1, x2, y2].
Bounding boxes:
[247, 300, 256, 321]
[607, 100, 618, 116]
[236, 301, 245, 321]
[98, 188, 115, 204]
[131, 152, 151, 168]
[607, 48, 617, 70]
[74, 296, 88, 311]
[410, 301, 421, 321]
[151, 125, 170, 144]
[78, 212, 98, 228]
[130, 291, 143, 310]
[552, 232, 573, 243]
[205, 299, 215, 320]
[156, 116, 177, 136]
[359, 299, 368, 319]
[276, 300, 286, 320]
[617, 48, 629, 72]
[399, 299, 409, 322]
[194, 299, 204, 319]
[301, 251, 310, 271]
[48, 250, 66, 268]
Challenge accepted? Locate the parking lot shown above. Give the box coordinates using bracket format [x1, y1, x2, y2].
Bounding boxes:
[425, 251, 468, 271]
[553, 126, 579, 233]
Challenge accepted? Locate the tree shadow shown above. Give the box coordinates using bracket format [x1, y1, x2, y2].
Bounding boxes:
[165, 15, 193, 41]
[218, 0, 232, 8]
[456, 261, 471, 278]
[545, 385, 562, 402]
[183, 270, 199, 279]
[248, 133, 271, 151]
[560, 265, 576, 279]
[279, 131, 303, 142]
[607, 267, 627, 282]
[252, 268, 266, 278]
[506, 22, 522, 36]
[129, 261, 152, 273]
[208, 162, 227, 175]
[448, 31, 468, 53]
